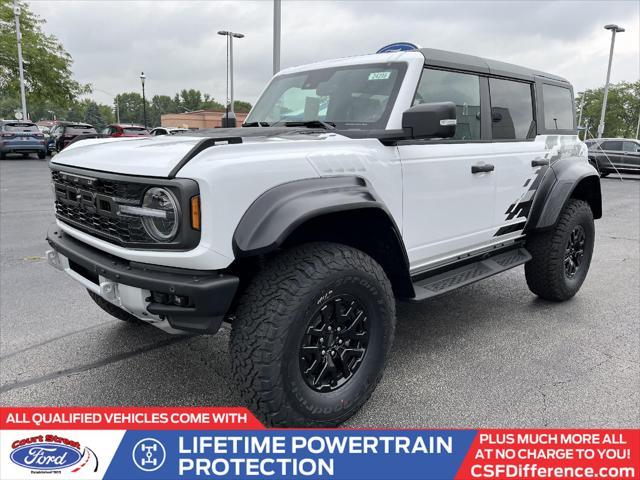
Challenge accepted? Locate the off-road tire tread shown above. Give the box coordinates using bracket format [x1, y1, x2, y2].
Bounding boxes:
[230, 242, 395, 427]
[88, 290, 144, 323]
[525, 199, 594, 301]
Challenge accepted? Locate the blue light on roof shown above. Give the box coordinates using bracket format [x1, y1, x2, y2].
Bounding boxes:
[377, 42, 419, 53]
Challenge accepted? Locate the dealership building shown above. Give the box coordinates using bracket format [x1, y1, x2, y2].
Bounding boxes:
[161, 110, 248, 129]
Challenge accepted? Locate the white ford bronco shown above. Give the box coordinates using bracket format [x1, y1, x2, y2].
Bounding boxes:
[46, 47, 601, 427]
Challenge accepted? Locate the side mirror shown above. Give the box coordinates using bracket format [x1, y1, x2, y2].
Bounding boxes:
[402, 102, 457, 139]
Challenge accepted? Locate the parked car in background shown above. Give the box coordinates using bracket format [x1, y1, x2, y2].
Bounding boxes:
[586, 138, 640, 177]
[50, 122, 97, 153]
[103, 124, 150, 137]
[150, 127, 188, 136]
[0, 120, 47, 159]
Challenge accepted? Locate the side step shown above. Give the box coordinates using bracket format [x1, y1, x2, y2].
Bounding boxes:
[411, 247, 531, 301]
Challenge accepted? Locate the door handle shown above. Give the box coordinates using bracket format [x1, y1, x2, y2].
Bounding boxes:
[471, 163, 495, 174]
[531, 159, 550, 167]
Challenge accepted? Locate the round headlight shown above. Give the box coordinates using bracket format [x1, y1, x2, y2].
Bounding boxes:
[141, 187, 180, 241]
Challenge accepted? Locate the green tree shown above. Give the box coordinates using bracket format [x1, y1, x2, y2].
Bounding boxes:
[233, 100, 252, 113]
[576, 81, 640, 139]
[83, 100, 104, 129]
[0, 0, 89, 118]
[149, 94, 177, 126]
[114, 92, 147, 125]
[97, 103, 115, 126]
[178, 89, 203, 111]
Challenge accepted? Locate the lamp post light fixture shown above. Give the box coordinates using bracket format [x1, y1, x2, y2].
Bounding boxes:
[218, 30, 245, 127]
[597, 24, 625, 138]
[140, 72, 148, 128]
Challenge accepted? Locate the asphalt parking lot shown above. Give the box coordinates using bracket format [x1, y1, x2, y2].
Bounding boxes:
[1, 157, 638, 427]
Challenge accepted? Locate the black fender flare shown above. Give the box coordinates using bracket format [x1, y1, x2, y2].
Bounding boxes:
[232, 176, 405, 259]
[526, 158, 602, 232]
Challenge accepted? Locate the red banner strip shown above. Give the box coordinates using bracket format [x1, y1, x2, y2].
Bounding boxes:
[0, 406, 264, 430]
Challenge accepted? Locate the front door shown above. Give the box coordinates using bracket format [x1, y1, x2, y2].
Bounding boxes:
[398, 68, 495, 271]
[622, 140, 640, 172]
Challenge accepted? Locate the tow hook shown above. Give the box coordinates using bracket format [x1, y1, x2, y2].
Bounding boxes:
[45, 249, 63, 271]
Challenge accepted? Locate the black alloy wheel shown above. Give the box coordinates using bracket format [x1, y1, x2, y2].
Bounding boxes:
[564, 225, 586, 279]
[299, 294, 369, 393]
[230, 242, 396, 427]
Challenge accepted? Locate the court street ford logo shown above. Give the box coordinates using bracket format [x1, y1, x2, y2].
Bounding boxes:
[10, 435, 84, 472]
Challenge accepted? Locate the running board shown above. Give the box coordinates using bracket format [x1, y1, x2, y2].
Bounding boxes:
[411, 247, 531, 301]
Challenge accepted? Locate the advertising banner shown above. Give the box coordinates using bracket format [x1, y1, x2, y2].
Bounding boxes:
[1, 407, 638, 480]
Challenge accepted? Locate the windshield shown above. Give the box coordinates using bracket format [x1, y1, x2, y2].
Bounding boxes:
[246, 63, 407, 130]
[3, 123, 39, 132]
[123, 128, 149, 135]
[67, 126, 97, 134]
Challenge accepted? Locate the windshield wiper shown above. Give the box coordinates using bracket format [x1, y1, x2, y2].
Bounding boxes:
[242, 121, 270, 127]
[272, 120, 336, 130]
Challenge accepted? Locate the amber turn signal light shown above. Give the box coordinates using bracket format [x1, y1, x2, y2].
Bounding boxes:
[191, 195, 201, 230]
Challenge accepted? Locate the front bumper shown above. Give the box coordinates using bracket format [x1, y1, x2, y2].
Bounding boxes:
[46, 224, 239, 334]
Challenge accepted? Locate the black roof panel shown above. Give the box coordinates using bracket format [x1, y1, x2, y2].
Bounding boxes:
[418, 48, 569, 83]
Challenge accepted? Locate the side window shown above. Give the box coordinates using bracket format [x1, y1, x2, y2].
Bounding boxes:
[489, 78, 534, 140]
[601, 141, 622, 151]
[542, 84, 574, 131]
[622, 141, 640, 153]
[413, 69, 481, 140]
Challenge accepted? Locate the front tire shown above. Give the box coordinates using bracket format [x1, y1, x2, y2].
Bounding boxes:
[230, 242, 396, 427]
[525, 199, 595, 301]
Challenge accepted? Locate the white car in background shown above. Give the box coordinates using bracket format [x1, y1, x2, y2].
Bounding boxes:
[150, 127, 189, 136]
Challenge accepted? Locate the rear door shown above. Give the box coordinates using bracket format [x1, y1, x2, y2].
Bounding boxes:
[486, 78, 540, 238]
[398, 68, 496, 270]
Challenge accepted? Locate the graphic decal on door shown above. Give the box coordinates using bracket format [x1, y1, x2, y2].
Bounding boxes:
[494, 136, 583, 237]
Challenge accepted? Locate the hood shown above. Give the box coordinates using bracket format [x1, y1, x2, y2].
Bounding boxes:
[51, 127, 334, 177]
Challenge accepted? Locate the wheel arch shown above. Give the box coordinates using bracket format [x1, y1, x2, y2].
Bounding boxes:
[526, 159, 602, 232]
[232, 176, 414, 298]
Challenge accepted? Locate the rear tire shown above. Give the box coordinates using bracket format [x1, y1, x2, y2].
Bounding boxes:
[525, 199, 594, 301]
[230, 242, 396, 427]
[88, 290, 144, 324]
[0, 152, 5, 160]
[38, 151, 46, 159]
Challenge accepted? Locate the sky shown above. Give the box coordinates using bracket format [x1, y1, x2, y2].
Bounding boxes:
[28, 0, 640, 107]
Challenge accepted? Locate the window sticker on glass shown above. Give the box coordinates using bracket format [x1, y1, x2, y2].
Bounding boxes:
[368, 71, 392, 81]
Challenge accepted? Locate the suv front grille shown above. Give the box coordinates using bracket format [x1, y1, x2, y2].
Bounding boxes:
[50, 166, 201, 250]
[54, 201, 149, 243]
[52, 170, 152, 245]
[52, 170, 146, 200]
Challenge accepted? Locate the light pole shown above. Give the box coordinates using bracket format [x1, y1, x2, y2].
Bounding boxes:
[218, 30, 244, 127]
[94, 88, 120, 123]
[273, 0, 281, 75]
[13, 0, 27, 120]
[597, 24, 625, 138]
[140, 72, 148, 128]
